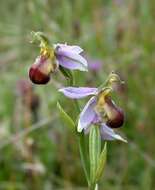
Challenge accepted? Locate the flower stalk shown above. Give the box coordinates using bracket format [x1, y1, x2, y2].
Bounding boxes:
[72, 86, 90, 186]
[78, 133, 90, 186]
[29, 31, 127, 190]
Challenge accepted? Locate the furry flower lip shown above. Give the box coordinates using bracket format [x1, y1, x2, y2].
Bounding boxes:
[104, 97, 124, 128]
[59, 86, 127, 142]
[29, 54, 57, 85]
[96, 91, 124, 128]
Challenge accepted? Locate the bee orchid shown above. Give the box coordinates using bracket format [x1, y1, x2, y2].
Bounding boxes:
[29, 33, 88, 84]
[59, 86, 127, 142]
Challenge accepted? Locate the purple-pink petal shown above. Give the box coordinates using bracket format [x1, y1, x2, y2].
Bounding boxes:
[55, 44, 83, 54]
[100, 124, 127, 142]
[54, 43, 88, 71]
[78, 97, 97, 132]
[56, 54, 87, 71]
[56, 49, 87, 66]
[59, 87, 98, 99]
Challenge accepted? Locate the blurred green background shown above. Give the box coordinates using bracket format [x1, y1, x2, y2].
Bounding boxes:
[0, 0, 155, 189]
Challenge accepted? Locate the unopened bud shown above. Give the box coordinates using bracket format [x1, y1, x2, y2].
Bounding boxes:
[108, 72, 123, 84]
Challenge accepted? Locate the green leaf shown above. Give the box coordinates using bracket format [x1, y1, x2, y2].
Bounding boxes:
[57, 102, 75, 131]
[94, 142, 107, 183]
[59, 66, 74, 85]
[89, 126, 101, 184]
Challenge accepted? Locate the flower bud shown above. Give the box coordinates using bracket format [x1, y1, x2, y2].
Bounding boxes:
[108, 72, 123, 85]
[29, 55, 57, 85]
[104, 97, 124, 128]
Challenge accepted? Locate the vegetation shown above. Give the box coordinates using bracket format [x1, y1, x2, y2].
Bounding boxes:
[0, 0, 155, 189]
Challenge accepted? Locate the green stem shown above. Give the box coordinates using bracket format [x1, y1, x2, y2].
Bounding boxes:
[78, 133, 90, 186]
[89, 183, 98, 190]
[68, 76, 90, 186]
[74, 100, 90, 185]
[95, 184, 98, 190]
[72, 92, 90, 186]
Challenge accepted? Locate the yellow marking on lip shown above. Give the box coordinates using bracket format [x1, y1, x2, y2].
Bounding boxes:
[40, 47, 55, 59]
[97, 88, 112, 107]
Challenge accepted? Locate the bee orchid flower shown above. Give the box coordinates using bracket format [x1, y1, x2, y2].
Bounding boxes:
[29, 37, 88, 84]
[59, 86, 127, 142]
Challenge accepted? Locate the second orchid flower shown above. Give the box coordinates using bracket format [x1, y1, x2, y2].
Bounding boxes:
[59, 84, 127, 143]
